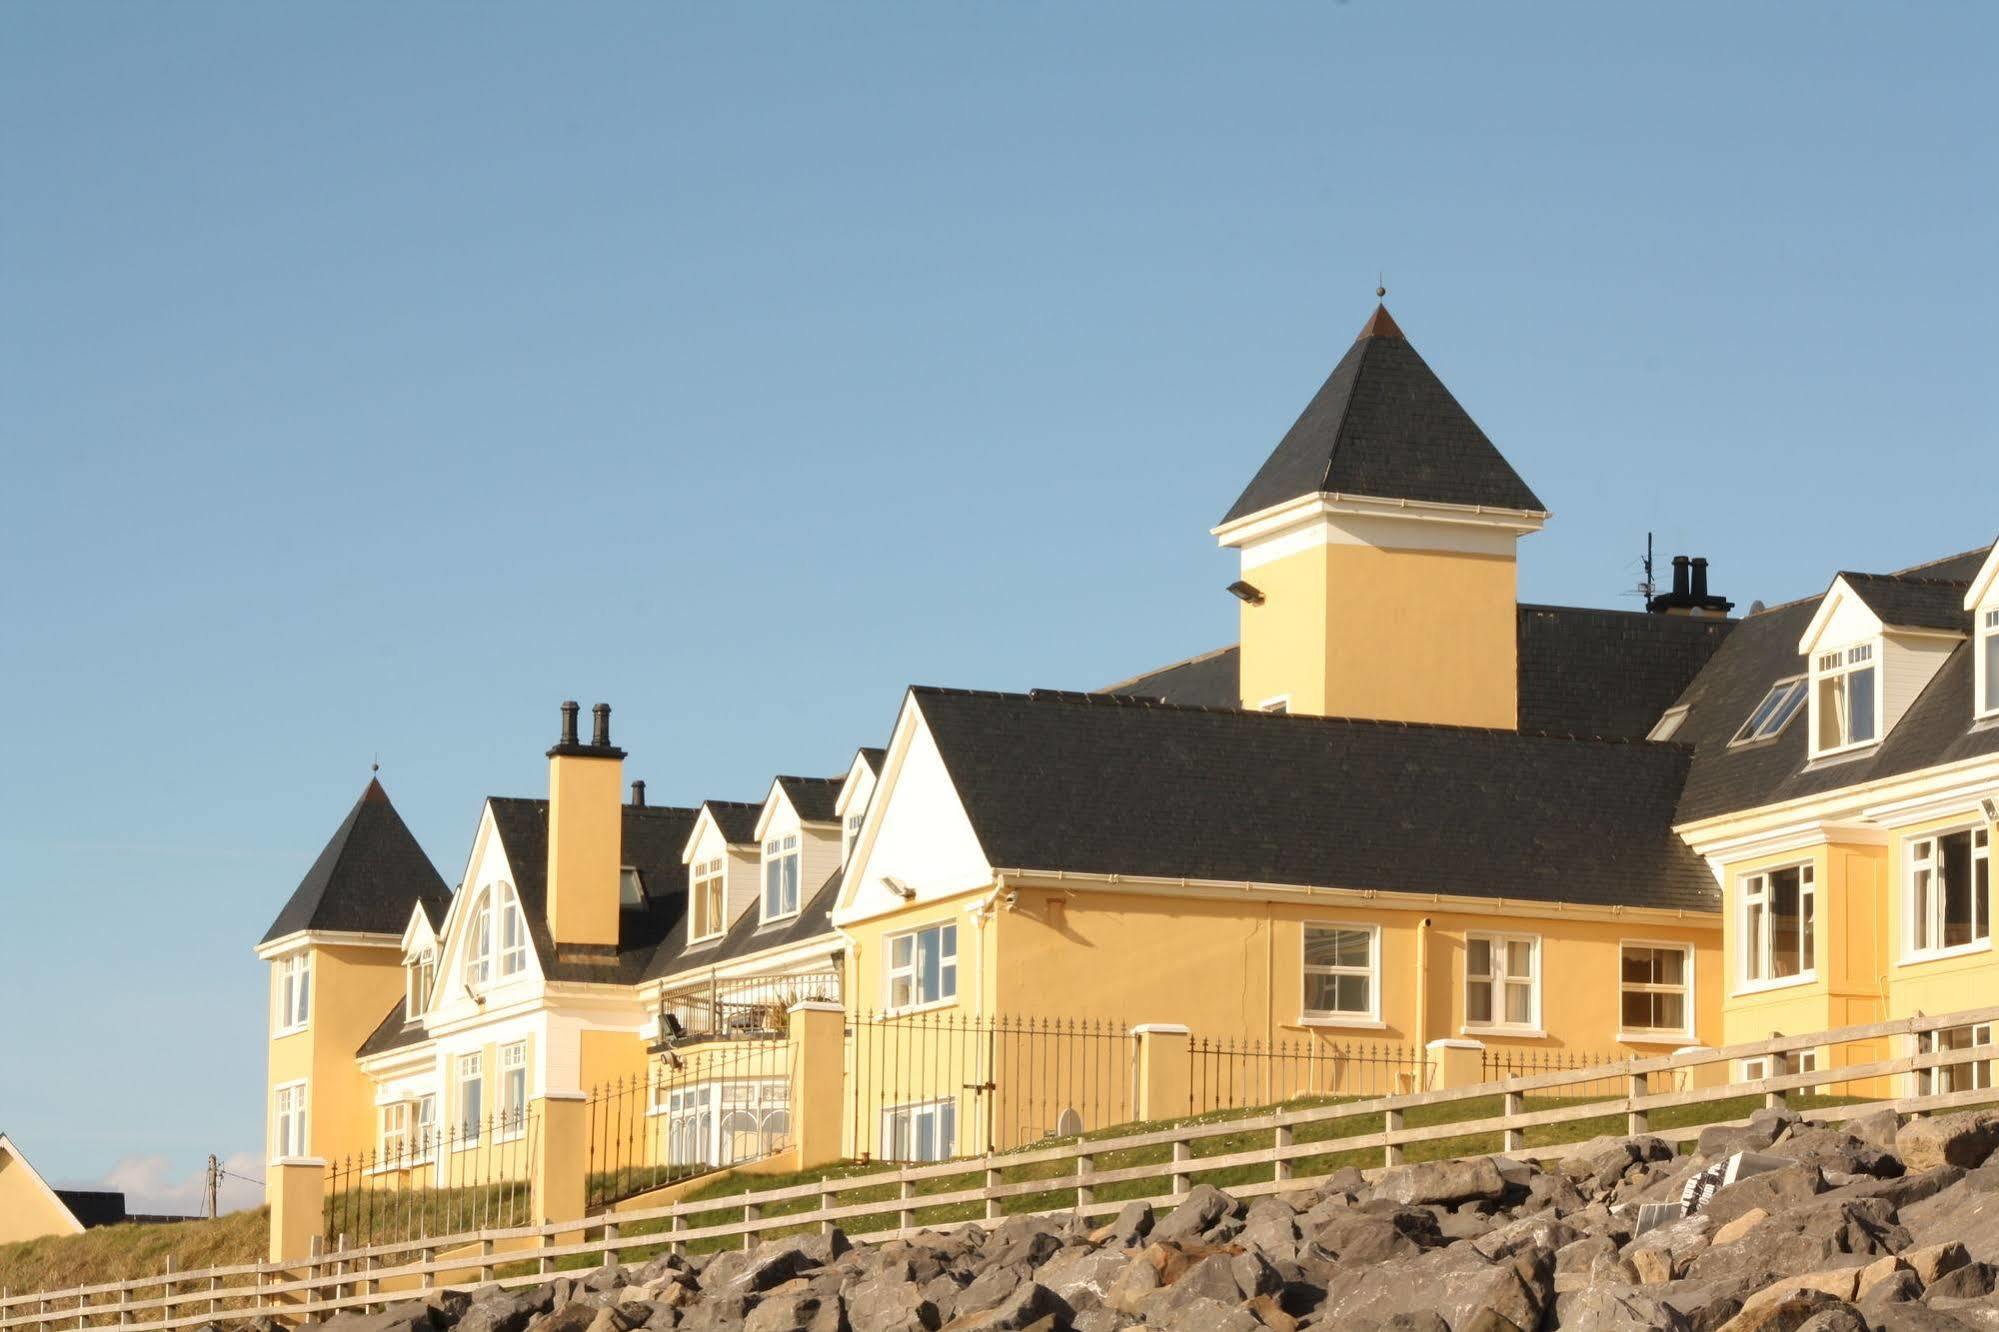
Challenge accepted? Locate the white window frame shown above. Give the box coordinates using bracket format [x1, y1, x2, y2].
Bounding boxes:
[880, 1097, 957, 1163]
[1463, 932, 1541, 1034]
[275, 952, 312, 1035]
[380, 1101, 411, 1161]
[1979, 607, 1999, 720]
[690, 858, 727, 941]
[1738, 1056, 1772, 1083]
[1258, 696, 1291, 715]
[1810, 642, 1880, 757]
[1915, 1022, 1994, 1098]
[844, 813, 864, 865]
[1904, 826, 1991, 962]
[1728, 677, 1807, 746]
[886, 922, 958, 1011]
[273, 1080, 309, 1160]
[762, 834, 801, 921]
[456, 1052, 484, 1148]
[467, 883, 527, 986]
[497, 1041, 528, 1141]
[1616, 941, 1695, 1042]
[1299, 923, 1381, 1026]
[405, 951, 434, 1021]
[1739, 863, 1816, 992]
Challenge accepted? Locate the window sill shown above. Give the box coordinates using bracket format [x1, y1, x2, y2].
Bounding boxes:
[1899, 940, 1993, 967]
[1617, 1032, 1696, 1047]
[1461, 1026, 1548, 1040]
[274, 1023, 309, 1039]
[1733, 973, 1817, 997]
[759, 910, 802, 927]
[1292, 1016, 1386, 1031]
[877, 998, 957, 1020]
[1804, 743, 1879, 769]
[452, 1140, 483, 1153]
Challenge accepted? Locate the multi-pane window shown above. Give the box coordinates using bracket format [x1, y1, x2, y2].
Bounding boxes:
[1302, 925, 1376, 1018]
[1731, 678, 1808, 745]
[406, 952, 434, 1020]
[276, 953, 311, 1032]
[1981, 608, 1999, 718]
[415, 1093, 437, 1159]
[499, 1041, 528, 1137]
[381, 1101, 411, 1159]
[692, 859, 726, 940]
[1909, 828, 1991, 954]
[498, 886, 528, 976]
[457, 1052, 484, 1145]
[845, 813, 864, 864]
[1917, 1023, 1993, 1097]
[273, 1083, 308, 1159]
[468, 884, 528, 985]
[881, 1099, 957, 1162]
[657, 1081, 788, 1168]
[1619, 944, 1692, 1036]
[763, 835, 801, 919]
[888, 922, 957, 1009]
[1743, 864, 1815, 982]
[1465, 934, 1538, 1029]
[1814, 644, 1878, 753]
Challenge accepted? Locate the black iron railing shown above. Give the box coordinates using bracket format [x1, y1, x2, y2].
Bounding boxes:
[585, 1037, 794, 1209]
[324, 1105, 538, 1247]
[1188, 1035, 1430, 1115]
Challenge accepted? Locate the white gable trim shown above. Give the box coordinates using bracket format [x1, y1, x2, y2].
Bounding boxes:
[254, 929, 403, 962]
[752, 783, 796, 844]
[429, 805, 544, 1026]
[399, 902, 440, 959]
[834, 751, 879, 819]
[1797, 577, 1885, 657]
[1965, 541, 1999, 611]
[682, 803, 756, 864]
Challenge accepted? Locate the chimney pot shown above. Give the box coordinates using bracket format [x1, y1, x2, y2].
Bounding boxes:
[1671, 555, 1691, 598]
[592, 703, 612, 747]
[631, 779, 646, 807]
[559, 700, 580, 747]
[1691, 557, 1710, 600]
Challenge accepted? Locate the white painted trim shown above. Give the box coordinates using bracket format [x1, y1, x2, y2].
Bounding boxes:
[1290, 1017, 1388, 1031]
[254, 929, 403, 961]
[1462, 930, 1542, 1035]
[1675, 754, 1999, 851]
[1299, 920, 1382, 1025]
[1426, 1038, 1485, 1052]
[1616, 937, 1697, 1045]
[1213, 491, 1548, 550]
[1130, 1023, 1191, 1036]
[1964, 542, 1999, 612]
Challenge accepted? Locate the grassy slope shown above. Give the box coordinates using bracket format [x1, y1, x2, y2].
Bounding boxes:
[0, 1210, 267, 1300]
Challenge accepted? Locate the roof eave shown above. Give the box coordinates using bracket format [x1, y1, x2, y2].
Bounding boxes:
[1213, 491, 1550, 549]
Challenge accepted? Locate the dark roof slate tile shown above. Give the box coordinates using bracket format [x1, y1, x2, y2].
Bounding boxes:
[261, 779, 452, 945]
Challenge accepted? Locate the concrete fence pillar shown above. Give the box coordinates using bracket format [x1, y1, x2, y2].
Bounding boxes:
[789, 1001, 848, 1171]
[266, 1158, 325, 1263]
[1132, 1024, 1192, 1121]
[1427, 1038, 1486, 1091]
[531, 1092, 589, 1227]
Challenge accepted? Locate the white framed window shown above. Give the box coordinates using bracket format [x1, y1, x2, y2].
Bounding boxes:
[1812, 643, 1878, 755]
[414, 1093, 437, 1160]
[1465, 933, 1539, 1031]
[844, 813, 864, 864]
[1980, 608, 1999, 719]
[887, 922, 957, 1009]
[1793, 1049, 1818, 1076]
[1738, 1056, 1771, 1083]
[691, 859, 727, 940]
[763, 834, 800, 919]
[1907, 827, 1991, 957]
[1302, 924, 1378, 1021]
[456, 1052, 484, 1146]
[498, 1041, 528, 1139]
[405, 952, 435, 1021]
[653, 1080, 789, 1168]
[467, 883, 528, 986]
[276, 953, 311, 1034]
[1730, 678, 1807, 746]
[1742, 863, 1815, 986]
[881, 1098, 957, 1162]
[1916, 1023, 1994, 1097]
[1619, 943, 1693, 1038]
[273, 1081, 309, 1160]
[380, 1101, 411, 1160]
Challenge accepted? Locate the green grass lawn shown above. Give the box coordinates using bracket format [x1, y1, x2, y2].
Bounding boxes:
[0, 1209, 268, 1306]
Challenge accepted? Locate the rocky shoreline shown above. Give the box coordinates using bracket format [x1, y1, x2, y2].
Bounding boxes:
[302, 1105, 1999, 1331]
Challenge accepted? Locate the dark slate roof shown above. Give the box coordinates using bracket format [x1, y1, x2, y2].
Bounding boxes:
[487, 799, 700, 985]
[53, 1190, 126, 1229]
[1222, 306, 1546, 525]
[261, 779, 452, 945]
[1517, 606, 1736, 739]
[357, 998, 430, 1059]
[1101, 646, 1242, 709]
[914, 687, 1716, 912]
[646, 863, 845, 984]
[1670, 547, 1998, 824]
[857, 748, 887, 775]
[1838, 572, 1973, 633]
[774, 776, 844, 824]
[702, 800, 764, 846]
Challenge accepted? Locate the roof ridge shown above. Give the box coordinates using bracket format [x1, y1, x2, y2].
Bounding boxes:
[1840, 570, 1972, 590]
[1518, 602, 1736, 625]
[1885, 544, 1995, 578]
[1098, 643, 1237, 693]
[917, 684, 1691, 748]
[1315, 331, 1371, 497]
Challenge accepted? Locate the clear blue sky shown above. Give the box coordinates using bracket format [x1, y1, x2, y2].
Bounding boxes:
[1, 4, 1992, 1210]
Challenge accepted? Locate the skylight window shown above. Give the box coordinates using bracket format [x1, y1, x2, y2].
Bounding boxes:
[1731, 677, 1808, 746]
[1647, 706, 1690, 742]
[620, 867, 645, 907]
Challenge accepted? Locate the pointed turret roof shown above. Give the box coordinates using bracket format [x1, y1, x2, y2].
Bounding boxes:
[260, 778, 451, 945]
[1221, 304, 1546, 525]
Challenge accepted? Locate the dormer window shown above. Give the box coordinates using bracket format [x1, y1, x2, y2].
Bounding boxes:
[1980, 608, 1999, 720]
[405, 951, 435, 1020]
[763, 834, 800, 919]
[844, 813, 864, 865]
[691, 858, 726, 940]
[620, 867, 645, 908]
[1731, 677, 1807, 746]
[1813, 643, 1878, 756]
[467, 882, 528, 986]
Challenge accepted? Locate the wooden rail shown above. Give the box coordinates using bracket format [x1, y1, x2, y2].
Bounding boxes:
[6, 1003, 1998, 1332]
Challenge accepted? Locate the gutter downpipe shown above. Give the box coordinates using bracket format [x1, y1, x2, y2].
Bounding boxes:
[1415, 916, 1433, 1060]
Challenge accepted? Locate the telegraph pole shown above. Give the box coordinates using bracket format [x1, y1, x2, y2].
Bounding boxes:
[205, 1155, 218, 1219]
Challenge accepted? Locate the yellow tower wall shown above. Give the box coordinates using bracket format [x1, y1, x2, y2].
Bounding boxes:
[265, 941, 407, 1167]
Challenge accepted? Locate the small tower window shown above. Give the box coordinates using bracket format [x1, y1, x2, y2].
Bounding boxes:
[276, 953, 311, 1033]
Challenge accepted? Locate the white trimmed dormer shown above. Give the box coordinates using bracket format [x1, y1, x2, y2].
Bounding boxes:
[1798, 573, 1968, 760]
[429, 803, 545, 1027]
[680, 802, 761, 944]
[398, 902, 440, 1023]
[752, 777, 843, 925]
[1966, 542, 1999, 722]
[835, 749, 883, 867]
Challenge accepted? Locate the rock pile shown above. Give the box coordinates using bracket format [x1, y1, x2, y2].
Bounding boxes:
[303, 1106, 1999, 1331]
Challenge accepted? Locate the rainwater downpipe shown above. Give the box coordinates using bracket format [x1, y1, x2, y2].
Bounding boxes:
[1415, 916, 1434, 1052]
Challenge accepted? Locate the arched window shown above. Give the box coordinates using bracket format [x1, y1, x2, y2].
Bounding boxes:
[466, 882, 528, 986]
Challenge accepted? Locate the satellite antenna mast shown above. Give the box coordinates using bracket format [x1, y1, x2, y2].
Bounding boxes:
[1638, 532, 1657, 603]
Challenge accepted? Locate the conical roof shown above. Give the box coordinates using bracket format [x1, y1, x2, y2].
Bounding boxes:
[260, 778, 451, 944]
[1221, 305, 1546, 525]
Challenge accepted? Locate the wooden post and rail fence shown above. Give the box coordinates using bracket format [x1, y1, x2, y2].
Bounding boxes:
[5, 1003, 1997, 1332]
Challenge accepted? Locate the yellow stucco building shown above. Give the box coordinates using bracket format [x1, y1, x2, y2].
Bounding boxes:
[256, 302, 1998, 1200]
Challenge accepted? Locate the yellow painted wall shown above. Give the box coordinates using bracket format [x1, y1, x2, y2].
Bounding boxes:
[579, 1027, 651, 1097]
[1884, 813, 1999, 1023]
[1238, 542, 1518, 728]
[546, 752, 624, 947]
[0, 1146, 82, 1243]
[265, 942, 406, 1169]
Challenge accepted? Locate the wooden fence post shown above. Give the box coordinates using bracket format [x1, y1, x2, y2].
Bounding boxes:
[819, 1183, 838, 1237]
[1502, 1092, 1524, 1154]
[601, 1221, 620, 1270]
[1170, 1139, 1191, 1196]
[742, 1201, 761, 1251]
[1383, 1109, 1404, 1167]
[1627, 1073, 1650, 1137]
[983, 1164, 1002, 1221]
[898, 1177, 917, 1234]
[1076, 1152, 1095, 1212]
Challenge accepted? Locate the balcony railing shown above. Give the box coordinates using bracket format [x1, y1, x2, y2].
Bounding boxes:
[657, 969, 843, 1043]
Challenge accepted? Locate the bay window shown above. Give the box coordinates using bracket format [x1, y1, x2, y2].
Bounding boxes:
[1813, 643, 1878, 754]
[1743, 864, 1814, 983]
[1908, 827, 1991, 955]
[1619, 943, 1692, 1037]
[1465, 933, 1538, 1030]
[1917, 1022, 1993, 1097]
[887, 922, 957, 1009]
[1302, 924, 1377, 1020]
